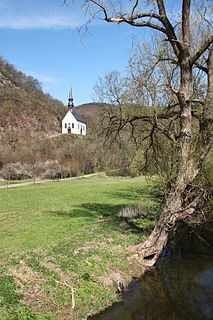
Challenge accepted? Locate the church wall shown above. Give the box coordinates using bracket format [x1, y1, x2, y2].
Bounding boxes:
[62, 111, 86, 136]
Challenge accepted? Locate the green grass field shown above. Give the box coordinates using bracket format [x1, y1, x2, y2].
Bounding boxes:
[0, 176, 161, 320]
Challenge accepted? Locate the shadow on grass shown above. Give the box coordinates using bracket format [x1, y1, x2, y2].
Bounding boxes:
[105, 183, 163, 204]
[47, 202, 155, 235]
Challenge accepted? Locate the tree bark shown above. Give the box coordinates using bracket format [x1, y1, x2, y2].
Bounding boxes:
[138, 191, 201, 264]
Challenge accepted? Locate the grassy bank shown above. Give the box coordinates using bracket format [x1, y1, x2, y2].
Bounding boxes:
[0, 176, 161, 319]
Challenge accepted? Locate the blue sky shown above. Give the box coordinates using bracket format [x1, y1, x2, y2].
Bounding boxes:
[0, 0, 149, 105]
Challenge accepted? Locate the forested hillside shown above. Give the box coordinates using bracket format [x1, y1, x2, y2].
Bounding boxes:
[75, 103, 103, 123]
[0, 56, 65, 141]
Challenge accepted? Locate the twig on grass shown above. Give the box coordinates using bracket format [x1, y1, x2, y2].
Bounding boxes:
[55, 280, 75, 309]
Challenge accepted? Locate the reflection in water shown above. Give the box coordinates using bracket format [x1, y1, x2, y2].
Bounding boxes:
[88, 256, 213, 320]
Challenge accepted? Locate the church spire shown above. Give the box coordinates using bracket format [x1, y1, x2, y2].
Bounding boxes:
[68, 84, 74, 110]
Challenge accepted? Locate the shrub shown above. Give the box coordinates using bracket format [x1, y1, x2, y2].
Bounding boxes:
[0, 162, 31, 180]
[106, 169, 122, 177]
[118, 204, 149, 220]
[130, 168, 139, 178]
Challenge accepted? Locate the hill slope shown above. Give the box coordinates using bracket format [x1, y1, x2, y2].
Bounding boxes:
[0, 56, 66, 142]
[75, 103, 103, 124]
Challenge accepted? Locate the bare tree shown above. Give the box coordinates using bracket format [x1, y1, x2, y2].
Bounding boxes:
[67, 0, 213, 264]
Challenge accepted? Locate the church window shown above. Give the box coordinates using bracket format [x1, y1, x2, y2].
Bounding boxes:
[65, 123, 67, 129]
[78, 124, 79, 129]
[72, 123, 74, 129]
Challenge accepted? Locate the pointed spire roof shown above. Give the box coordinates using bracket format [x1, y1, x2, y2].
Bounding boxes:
[68, 83, 74, 110]
[69, 84, 73, 100]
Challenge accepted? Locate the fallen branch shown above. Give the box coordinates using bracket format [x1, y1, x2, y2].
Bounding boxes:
[55, 280, 75, 309]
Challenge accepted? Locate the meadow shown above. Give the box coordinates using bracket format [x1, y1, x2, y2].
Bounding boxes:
[0, 176, 161, 319]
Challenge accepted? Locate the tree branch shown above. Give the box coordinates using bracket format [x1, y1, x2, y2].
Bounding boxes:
[86, 0, 182, 59]
[131, 0, 139, 18]
[182, 0, 190, 47]
[191, 35, 213, 66]
[156, 0, 183, 59]
[116, 18, 168, 35]
[194, 62, 208, 74]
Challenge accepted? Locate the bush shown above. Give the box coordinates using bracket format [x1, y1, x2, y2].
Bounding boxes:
[106, 169, 122, 177]
[130, 168, 139, 178]
[118, 204, 149, 219]
[0, 162, 31, 180]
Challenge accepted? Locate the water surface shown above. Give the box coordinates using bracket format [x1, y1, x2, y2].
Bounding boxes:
[89, 255, 213, 320]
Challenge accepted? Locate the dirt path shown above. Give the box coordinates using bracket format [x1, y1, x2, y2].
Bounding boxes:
[0, 172, 106, 189]
[46, 133, 62, 139]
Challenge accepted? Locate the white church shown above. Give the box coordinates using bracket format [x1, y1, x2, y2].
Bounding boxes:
[62, 86, 86, 136]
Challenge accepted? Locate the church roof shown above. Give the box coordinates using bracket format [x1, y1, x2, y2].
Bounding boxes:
[70, 110, 86, 124]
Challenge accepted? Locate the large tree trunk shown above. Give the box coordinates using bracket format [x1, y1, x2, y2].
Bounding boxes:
[138, 188, 200, 265]
[139, 45, 213, 266]
[138, 0, 195, 265]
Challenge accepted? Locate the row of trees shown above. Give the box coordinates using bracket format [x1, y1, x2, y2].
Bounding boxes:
[0, 122, 140, 181]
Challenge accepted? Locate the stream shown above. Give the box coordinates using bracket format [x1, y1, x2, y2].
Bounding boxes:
[88, 255, 213, 320]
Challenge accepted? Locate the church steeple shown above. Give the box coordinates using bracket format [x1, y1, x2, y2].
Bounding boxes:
[68, 84, 74, 110]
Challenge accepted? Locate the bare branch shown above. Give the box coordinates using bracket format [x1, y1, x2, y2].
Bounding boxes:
[182, 0, 191, 47]
[118, 19, 168, 34]
[131, 0, 139, 18]
[194, 1, 213, 30]
[191, 35, 213, 66]
[194, 62, 208, 74]
[191, 99, 204, 106]
[86, 0, 108, 20]
[156, 0, 183, 59]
